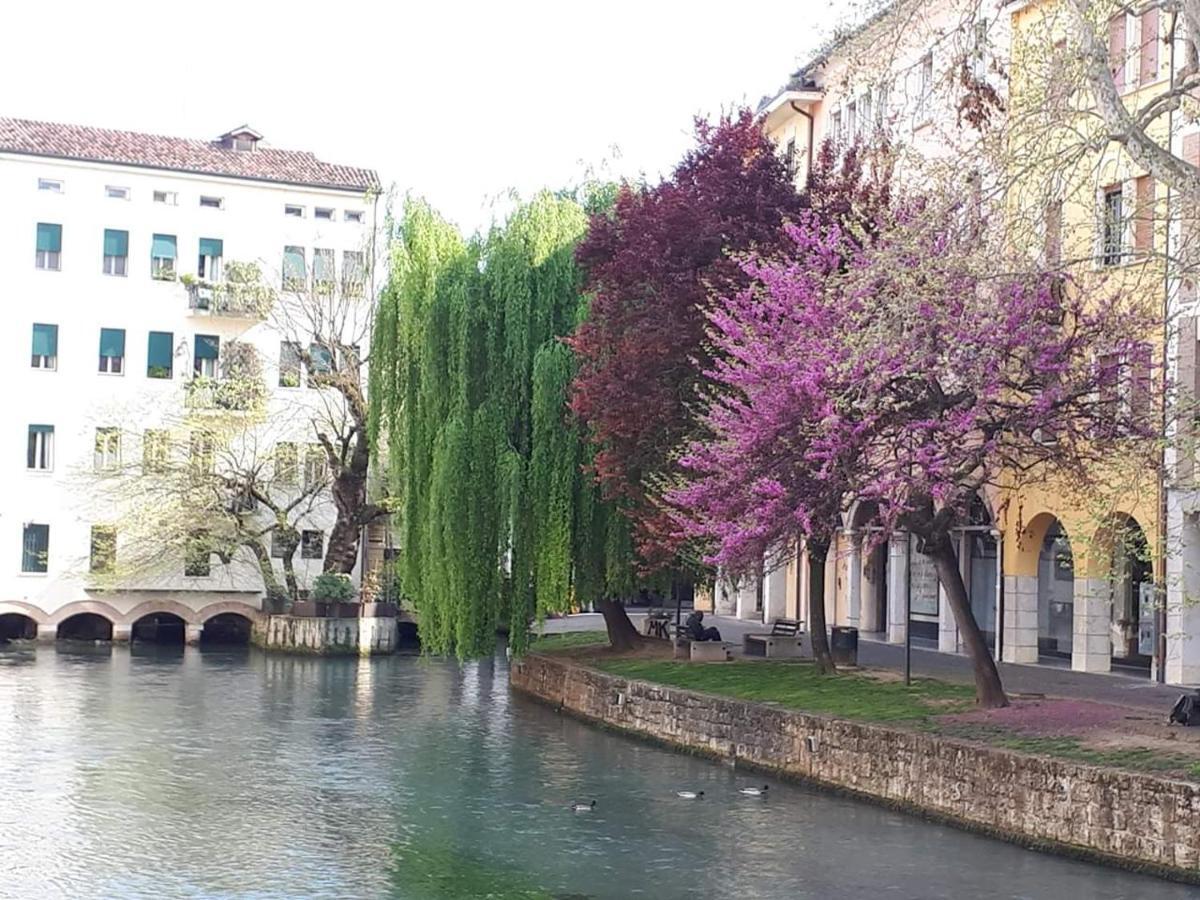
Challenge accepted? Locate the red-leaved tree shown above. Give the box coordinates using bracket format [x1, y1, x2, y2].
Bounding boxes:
[672, 193, 1160, 707]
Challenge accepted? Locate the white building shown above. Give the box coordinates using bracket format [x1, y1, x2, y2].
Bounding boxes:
[0, 117, 379, 644]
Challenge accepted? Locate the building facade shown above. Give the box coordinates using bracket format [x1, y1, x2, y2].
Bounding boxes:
[0, 118, 379, 643]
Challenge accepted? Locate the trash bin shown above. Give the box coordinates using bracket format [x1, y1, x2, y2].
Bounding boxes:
[830, 626, 858, 667]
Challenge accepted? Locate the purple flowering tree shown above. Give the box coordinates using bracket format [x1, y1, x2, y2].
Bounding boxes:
[673, 199, 1160, 707]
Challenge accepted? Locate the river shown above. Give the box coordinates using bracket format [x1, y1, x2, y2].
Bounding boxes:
[0, 642, 1194, 899]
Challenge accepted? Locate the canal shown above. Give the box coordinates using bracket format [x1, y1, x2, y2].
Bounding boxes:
[0, 643, 1193, 899]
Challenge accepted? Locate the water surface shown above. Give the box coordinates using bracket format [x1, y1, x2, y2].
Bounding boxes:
[0, 643, 1193, 899]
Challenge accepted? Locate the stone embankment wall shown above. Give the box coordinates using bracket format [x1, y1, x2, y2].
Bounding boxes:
[252, 615, 398, 656]
[511, 653, 1200, 881]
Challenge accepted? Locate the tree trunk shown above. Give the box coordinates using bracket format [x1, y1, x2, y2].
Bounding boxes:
[597, 596, 641, 651]
[805, 537, 837, 675]
[926, 531, 1008, 708]
[247, 540, 289, 611]
[325, 463, 367, 574]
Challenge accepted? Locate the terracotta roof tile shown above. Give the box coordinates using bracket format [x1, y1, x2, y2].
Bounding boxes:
[0, 117, 378, 193]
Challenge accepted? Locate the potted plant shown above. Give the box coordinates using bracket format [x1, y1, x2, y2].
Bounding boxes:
[359, 568, 397, 618]
[312, 572, 358, 618]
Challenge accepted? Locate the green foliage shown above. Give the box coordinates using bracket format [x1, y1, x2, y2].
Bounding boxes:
[530, 630, 609, 651]
[371, 194, 633, 658]
[312, 572, 355, 602]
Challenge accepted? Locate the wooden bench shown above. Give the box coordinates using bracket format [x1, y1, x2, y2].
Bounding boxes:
[743, 618, 804, 658]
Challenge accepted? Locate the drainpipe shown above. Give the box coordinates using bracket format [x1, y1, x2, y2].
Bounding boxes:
[790, 101, 815, 184]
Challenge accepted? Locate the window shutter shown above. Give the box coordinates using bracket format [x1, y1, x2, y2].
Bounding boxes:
[194, 334, 220, 361]
[36, 222, 62, 253]
[32, 323, 58, 357]
[151, 233, 177, 259]
[313, 248, 333, 282]
[99, 327, 126, 358]
[1140, 8, 1159, 84]
[283, 246, 306, 282]
[1109, 14, 1127, 90]
[147, 331, 174, 372]
[22, 523, 49, 572]
[199, 237, 223, 258]
[1179, 316, 1198, 483]
[1134, 176, 1154, 253]
[104, 229, 129, 257]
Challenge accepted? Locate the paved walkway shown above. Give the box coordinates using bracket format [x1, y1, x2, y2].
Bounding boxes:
[539, 611, 1191, 713]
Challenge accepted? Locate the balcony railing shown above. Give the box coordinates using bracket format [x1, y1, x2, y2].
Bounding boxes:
[185, 279, 273, 320]
[185, 375, 267, 413]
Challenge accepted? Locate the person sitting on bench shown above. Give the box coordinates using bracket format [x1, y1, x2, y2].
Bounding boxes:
[685, 610, 722, 642]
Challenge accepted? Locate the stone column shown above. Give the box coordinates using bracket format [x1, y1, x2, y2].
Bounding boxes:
[735, 576, 761, 621]
[886, 534, 909, 644]
[36, 623, 57, 642]
[713, 574, 736, 617]
[185, 624, 203, 646]
[1002, 575, 1039, 664]
[763, 563, 788, 625]
[1072, 577, 1112, 673]
[845, 530, 862, 628]
[1166, 496, 1200, 684]
[111, 624, 132, 643]
[938, 582, 959, 653]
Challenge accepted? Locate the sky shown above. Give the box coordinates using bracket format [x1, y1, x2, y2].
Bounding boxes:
[3, 0, 858, 236]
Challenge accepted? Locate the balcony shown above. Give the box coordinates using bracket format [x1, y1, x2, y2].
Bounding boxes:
[185, 375, 267, 413]
[183, 263, 275, 320]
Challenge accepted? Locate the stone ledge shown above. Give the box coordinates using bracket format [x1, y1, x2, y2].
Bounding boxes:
[510, 653, 1200, 884]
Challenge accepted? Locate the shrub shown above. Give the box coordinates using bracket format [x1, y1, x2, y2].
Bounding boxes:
[312, 572, 355, 602]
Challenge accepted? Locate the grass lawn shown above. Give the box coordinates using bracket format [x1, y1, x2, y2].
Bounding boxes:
[529, 631, 609, 652]
[593, 659, 975, 723]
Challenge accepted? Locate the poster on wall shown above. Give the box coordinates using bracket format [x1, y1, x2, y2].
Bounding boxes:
[910, 550, 939, 617]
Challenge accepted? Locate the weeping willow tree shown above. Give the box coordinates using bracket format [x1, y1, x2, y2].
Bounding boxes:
[371, 193, 634, 658]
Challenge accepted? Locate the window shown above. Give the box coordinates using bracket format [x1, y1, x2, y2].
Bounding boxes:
[315, 207, 334, 220]
[845, 101, 857, 139]
[94, 427, 121, 472]
[189, 431, 215, 475]
[917, 53, 934, 122]
[27, 425, 53, 471]
[31, 323, 58, 370]
[343, 251, 365, 294]
[313, 248, 335, 289]
[194, 334, 220, 378]
[98, 328, 125, 374]
[308, 341, 333, 385]
[304, 444, 326, 489]
[971, 19, 989, 80]
[1134, 175, 1155, 254]
[275, 442, 298, 485]
[35, 222, 62, 270]
[783, 137, 797, 178]
[1045, 200, 1063, 267]
[106, 185, 130, 200]
[279, 341, 302, 387]
[270, 530, 292, 559]
[282, 246, 306, 289]
[198, 238, 224, 281]
[103, 229, 129, 276]
[143, 429, 170, 473]
[344, 210, 364, 223]
[301, 530, 324, 559]
[153, 190, 178, 205]
[284, 204, 305, 218]
[90, 526, 116, 574]
[21, 523, 49, 574]
[200, 195, 224, 209]
[858, 94, 872, 138]
[184, 530, 211, 577]
[1102, 186, 1125, 266]
[147, 330, 174, 379]
[875, 81, 890, 129]
[151, 233, 177, 281]
[1110, 14, 1128, 91]
[829, 111, 842, 141]
[38, 178, 62, 192]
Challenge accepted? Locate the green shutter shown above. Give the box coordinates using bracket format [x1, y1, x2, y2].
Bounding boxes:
[29, 424, 54, 434]
[151, 234, 177, 259]
[99, 328, 126, 358]
[22, 523, 49, 573]
[194, 334, 220, 361]
[147, 331, 174, 375]
[309, 342, 333, 373]
[103, 229, 129, 257]
[36, 223, 62, 253]
[313, 249, 332, 281]
[199, 238, 223, 258]
[283, 246, 306, 281]
[31, 323, 58, 357]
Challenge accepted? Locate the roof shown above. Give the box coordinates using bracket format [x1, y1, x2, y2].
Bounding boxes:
[0, 117, 379, 193]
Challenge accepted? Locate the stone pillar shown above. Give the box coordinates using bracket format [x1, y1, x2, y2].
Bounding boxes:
[185, 624, 203, 646]
[713, 572, 736, 616]
[846, 530, 862, 628]
[1072, 577, 1112, 673]
[111, 624, 132, 643]
[36, 624, 57, 642]
[763, 563, 788, 625]
[1002, 575, 1039, 664]
[886, 534, 909, 644]
[938, 582, 959, 653]
[1166, 498, 1200, 684]
[735, 576, 761, 621]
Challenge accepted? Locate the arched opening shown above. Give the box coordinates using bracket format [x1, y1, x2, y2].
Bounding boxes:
[397, 620, 420, 651]
[851, 501, 888, 634]
[201, 612, 252, 646]
[0, 613, 38, 641]
[1037, 521, 1074, 657]
[131, 612, 186, 644]
[1108, 516, 1153, 668]
[58, 613, 113, 642]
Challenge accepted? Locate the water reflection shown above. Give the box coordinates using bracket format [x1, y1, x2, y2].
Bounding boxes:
[0, 643, 1192, 900]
